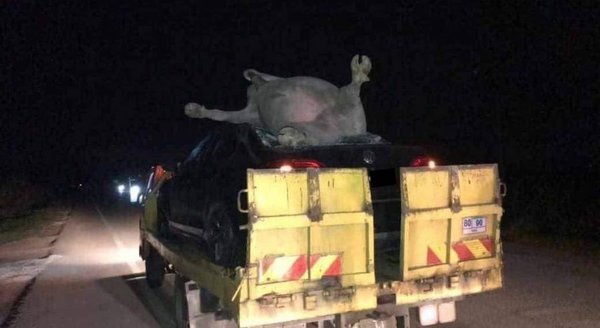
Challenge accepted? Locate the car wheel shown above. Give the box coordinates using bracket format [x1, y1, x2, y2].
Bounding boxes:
[206, 204, 240, 268]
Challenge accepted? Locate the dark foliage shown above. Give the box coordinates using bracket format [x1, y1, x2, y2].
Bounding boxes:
[0, 177, 51, 219]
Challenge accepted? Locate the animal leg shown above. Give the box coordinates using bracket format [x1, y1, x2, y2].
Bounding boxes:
[184, 102, 260, 125]
[350, 55, 372, 85]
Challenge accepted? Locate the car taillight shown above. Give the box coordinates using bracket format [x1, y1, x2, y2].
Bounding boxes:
[411, 156, 437, 168]
[265, 159, 325, 171]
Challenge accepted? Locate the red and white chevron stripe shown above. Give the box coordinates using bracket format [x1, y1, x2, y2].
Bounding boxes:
[259, 254, 342, 283]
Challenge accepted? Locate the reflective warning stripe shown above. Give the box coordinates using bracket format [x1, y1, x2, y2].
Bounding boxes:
[452, 237, 494, 261]
[426, 244, 447, 265]
[259, 254, 341, 283]
[310, 254, 341, 278]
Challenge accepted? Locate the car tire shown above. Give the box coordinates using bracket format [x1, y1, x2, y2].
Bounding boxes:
[206, 204, 240, 268]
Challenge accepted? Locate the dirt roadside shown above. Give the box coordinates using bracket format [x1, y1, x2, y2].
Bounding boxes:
[0, 207, 71, 327]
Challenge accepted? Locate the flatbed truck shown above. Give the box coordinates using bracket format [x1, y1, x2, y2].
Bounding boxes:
[140, 164, 504, 327]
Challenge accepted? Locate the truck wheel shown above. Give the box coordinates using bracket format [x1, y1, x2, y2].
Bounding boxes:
[174, 274, 190, 328]
[145, 247, 165, 289]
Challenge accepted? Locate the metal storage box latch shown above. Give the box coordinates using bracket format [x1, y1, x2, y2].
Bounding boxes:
[237, 189, 248, 213]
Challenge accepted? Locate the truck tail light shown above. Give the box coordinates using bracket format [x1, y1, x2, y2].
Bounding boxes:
[265, 159, 325, 171]
[411, 156, 436, 168]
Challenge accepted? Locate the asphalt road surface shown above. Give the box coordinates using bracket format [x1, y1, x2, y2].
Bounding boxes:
[7, 201, 600, 328]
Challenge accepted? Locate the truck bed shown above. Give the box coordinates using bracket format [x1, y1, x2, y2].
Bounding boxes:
[141, 164, 504, 327]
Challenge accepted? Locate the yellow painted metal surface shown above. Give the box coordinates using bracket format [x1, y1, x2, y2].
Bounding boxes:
[144, 232, 243, 315]
[402, 170, 450, 210]
[140, 165, 503, 327]
[318, 170, 368, 213]
[399, 164, 503, 283]
[384, 266, 503, 306]
[141, 173, 171, 234]
[252, 172, 309, 217]
[243, 168, 376, 312]
[458, 166, 496, 205]
[238, 284, 379, 328]
[142, 192, 159, 234]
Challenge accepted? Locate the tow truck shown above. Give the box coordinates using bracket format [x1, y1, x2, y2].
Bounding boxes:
[140, 164, 504, 327]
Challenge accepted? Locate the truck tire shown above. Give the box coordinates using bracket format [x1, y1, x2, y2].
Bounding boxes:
[174, 274, 190, 328]
[145, 247, 165, 289]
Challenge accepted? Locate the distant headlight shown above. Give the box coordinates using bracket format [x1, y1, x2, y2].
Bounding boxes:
[129, 185, 141, 203]
[117, 184, 125, 195]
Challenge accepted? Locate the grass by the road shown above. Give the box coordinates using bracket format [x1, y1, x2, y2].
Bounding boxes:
[0, 209, 57, 245]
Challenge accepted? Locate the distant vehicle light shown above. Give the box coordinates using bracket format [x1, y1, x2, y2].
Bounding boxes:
[428, 160, 436, 169]
[117, 184, 125, 195]
[129, 185, 141, 203]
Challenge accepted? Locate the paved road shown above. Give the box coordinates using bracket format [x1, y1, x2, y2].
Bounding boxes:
[8, 201, 176, 328]
[444, 243, 600, 328]
[7, 202, 600, 327]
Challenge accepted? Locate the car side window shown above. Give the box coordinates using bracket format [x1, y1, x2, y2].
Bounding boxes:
[182, 136, 213, 174]
[145, 171, 155, 192]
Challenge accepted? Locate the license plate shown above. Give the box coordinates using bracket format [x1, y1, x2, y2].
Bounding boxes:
[462, 216, 486, 235]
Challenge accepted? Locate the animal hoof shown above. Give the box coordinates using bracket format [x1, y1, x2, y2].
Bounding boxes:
[278, 127, 307, 147]
[184, 103, 206, 118]
[351, 54, 371, 84]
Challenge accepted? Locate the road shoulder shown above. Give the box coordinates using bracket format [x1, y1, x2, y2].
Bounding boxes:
[0, 208, 71, 327]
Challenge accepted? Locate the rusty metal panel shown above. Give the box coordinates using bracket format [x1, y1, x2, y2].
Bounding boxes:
[401, 169, 450, 210]
[250, 171, 309, 217]
[399, 164, 503, 282]
[245, 168, 375, 306]
[318, 169, 368, 214]
[237, 284, 379, 328]
[457, 166, 497, 205]
[310, 221, 369, 276]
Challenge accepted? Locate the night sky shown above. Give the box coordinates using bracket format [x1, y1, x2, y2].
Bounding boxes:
[2, 1, 598, 186]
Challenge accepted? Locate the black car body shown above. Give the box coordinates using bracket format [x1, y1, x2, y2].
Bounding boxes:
[158, 123, 430, 268]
